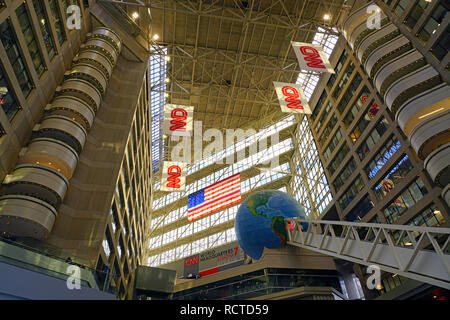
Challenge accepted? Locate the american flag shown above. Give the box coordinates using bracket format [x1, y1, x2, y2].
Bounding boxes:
[187, 173, 241, 221]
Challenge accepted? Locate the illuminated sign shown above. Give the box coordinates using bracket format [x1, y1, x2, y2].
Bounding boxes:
[181, 242, 245, 278]
[367, 140, 401, 179]
[185, 255, 199, 266]
[163, 103, 194, 137]
[160, 161, 187, 192]
[273, 82, 311, 114]
[291, 42, 335, 74]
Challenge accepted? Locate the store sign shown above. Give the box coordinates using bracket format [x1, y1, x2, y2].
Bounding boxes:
[183, 254, 200, 276]
[163, 104, 194, 136]
[160, 161, 187, 192]
[182, 242, 245, 278]
[291, 42, 335, 73]
[273, 82, 311, 114]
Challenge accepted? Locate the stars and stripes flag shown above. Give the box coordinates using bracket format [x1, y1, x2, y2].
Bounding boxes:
[187, 173, 241, 222]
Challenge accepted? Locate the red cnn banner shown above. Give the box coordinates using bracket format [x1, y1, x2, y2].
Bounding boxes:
[273, 82, 312, 114]
[160, 161, 187, 192]
[163, 104, 194, 137]
[291, 42, 335, 74]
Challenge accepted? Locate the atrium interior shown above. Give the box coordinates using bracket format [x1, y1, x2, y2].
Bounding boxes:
[0, 0, 448, 301]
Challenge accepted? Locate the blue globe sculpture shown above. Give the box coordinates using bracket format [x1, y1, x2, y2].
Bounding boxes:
[235, 190, 307, 260]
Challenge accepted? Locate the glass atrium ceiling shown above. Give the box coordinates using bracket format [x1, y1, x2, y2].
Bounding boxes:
[138, 0, 348, 266]
[146, 24, 339, 266]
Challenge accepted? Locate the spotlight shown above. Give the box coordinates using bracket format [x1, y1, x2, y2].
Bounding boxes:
[131, 12, 139, 20]
[323, 14, 331, 21]
[152, 34, 160, 41]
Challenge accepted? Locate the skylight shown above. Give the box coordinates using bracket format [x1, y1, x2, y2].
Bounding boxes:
[296, 27, 339, 99]
[149, 46, 168, 173]
[290, 26, 339, 218]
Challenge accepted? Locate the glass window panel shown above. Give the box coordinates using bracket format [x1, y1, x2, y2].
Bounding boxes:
[33, 0, 56, 59]
[405, 0, 430, 29]
[383, 177, 427, 224]
[417, 2, 450, 43]
[395, 0, 413, 17]
[16, 4, 45, 77]
[431, 27, 450, 60]
[0, 19, 33, 100]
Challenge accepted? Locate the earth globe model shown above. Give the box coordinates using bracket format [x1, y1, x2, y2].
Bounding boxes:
[235, 190, 308, 260]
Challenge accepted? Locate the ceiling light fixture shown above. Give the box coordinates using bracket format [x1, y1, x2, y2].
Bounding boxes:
[323, 14, 331, 21]
[153, 34, 160, 41]
[131, 12, 139, 20]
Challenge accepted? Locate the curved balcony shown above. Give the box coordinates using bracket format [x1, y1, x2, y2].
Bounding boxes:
[0, 194, 57, 240]
[353, 16, 389, 51]
[2, 164, 69, 207]
[343, 2, 372, 39]
[392, 75, 443, 116]
[65, 64, 108, 96]
[424, 143, 450, 187]
[89, 27, 122, 54]
[374, 49, 418, 93]
[384, 65, 438, 111]
[57, 78, 102, 112]
[357, 23, 398, 62]
[348, 19, 372, 47]
[376, 53, 425, 96]
[76, 49, 113, 79]
[361, 30, 401, 67]
[22, 137, 79, 179]
[367, 37, 411, 79]
[49, 96, 95, 131]
[397, 84, 450, 133]
[0, 27, 122, 241]
[37, 115, 87, 154]
[84, 38, 118, 65]
[409, 110, 450, 159]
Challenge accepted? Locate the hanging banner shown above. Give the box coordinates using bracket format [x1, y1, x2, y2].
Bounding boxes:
[160, 161, 187, 192]
[163, 104, 194, 137]
[273, 82, 312, 114]
[291, 42, 335, 74]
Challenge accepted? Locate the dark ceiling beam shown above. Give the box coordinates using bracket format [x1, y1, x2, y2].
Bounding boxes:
[98, 0, 342, 31]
